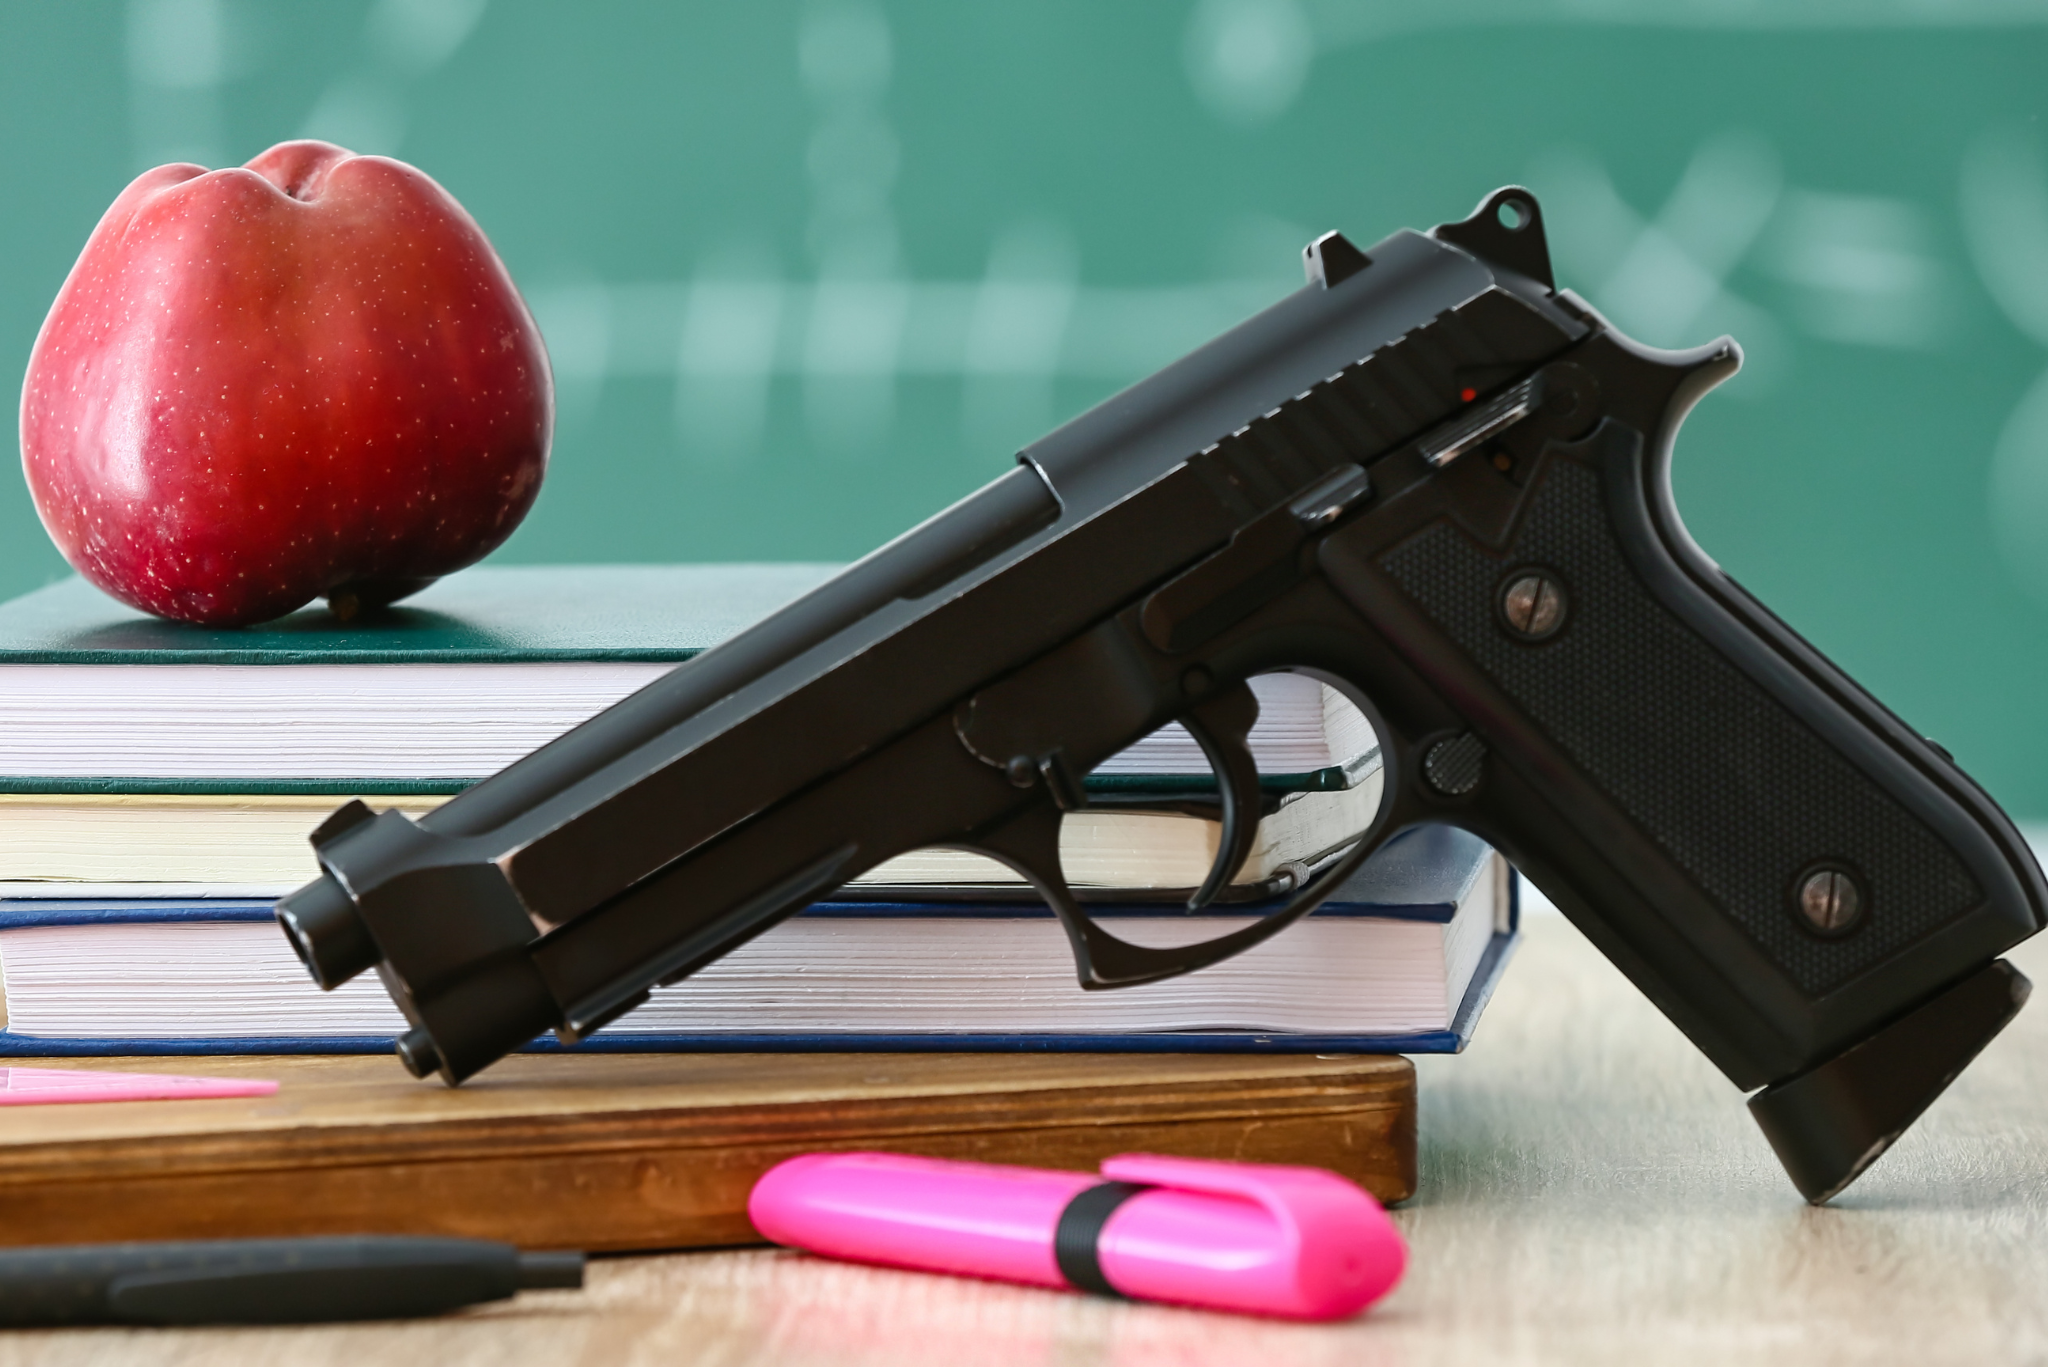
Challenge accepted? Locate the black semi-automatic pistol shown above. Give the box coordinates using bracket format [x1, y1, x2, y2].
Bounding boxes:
[277, 188, 2045, 1203]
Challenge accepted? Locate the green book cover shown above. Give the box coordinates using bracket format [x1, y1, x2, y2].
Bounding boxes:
[0, 565, 836, 794]
[0, 565, 842, 666]
[0, 566, 1356, 797]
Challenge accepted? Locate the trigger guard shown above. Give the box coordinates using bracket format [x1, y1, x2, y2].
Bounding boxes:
[1072, 820, 1404, 989]
[963, 781, 1414, 992]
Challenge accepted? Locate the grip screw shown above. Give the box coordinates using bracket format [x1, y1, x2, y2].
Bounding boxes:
[1798, 868, 1864, 934]
[1501, 571, 1567, 640]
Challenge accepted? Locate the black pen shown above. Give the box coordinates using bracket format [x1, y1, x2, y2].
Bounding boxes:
[0, 1236, 584, 1326]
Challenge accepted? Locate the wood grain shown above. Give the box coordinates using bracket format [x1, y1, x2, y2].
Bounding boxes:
[0, 1051, 1415, 1248]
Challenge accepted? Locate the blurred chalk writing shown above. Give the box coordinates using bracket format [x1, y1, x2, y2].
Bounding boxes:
[0, 0, 2029, 808]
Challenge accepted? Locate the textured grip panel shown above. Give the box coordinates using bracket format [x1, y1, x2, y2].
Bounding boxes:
[1382, 456, 1979, 996]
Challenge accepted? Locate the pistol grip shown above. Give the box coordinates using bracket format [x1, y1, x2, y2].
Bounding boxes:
[1325, 399, 2046, 1199]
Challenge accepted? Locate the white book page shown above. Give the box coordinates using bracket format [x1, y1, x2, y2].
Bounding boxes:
[0, 858, 1503, 1041]
[0, 665, 1367, 781]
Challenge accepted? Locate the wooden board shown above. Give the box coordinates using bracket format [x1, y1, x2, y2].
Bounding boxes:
[0, 1051, 1413, 1251]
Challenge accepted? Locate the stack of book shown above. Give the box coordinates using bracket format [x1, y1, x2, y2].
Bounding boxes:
[0, 567, 1516, 1058]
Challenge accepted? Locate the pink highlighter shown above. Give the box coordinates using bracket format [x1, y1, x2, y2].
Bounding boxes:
[747, 1151, 1406, 1320]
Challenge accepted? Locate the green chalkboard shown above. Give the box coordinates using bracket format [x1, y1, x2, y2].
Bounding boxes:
[4, 2, 2048, 814]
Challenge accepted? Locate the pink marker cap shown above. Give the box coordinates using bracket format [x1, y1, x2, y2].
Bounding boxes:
[748, 1151, 1405, 1320]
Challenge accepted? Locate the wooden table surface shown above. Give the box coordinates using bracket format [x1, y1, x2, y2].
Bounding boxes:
[4, 907, 2044, 1365]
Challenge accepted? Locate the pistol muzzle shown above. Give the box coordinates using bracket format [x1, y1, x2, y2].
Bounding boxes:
[276, 872, 380, 990]
[395, 1027, 443, 1078]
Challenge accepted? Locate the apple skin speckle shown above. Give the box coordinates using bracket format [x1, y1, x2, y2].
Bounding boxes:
[19, 139, 553, 626]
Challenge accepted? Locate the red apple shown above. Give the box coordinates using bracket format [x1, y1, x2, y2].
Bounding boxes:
[19, 140, 551, 626]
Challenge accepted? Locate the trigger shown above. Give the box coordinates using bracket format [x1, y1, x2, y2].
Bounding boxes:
[1179, 681, 1263, 912]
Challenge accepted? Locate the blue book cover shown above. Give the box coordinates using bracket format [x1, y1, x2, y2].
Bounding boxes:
[0, 826, 1517, 1058]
